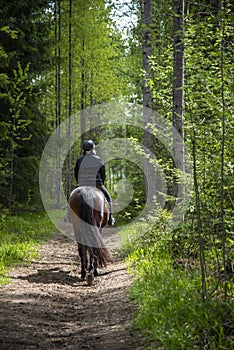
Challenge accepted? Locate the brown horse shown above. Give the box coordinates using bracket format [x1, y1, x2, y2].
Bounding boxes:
[68, 186, 113, 285]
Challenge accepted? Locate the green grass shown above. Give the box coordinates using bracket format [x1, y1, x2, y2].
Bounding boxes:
[121, 215, 234, 350]
[0, 211, 57, 286]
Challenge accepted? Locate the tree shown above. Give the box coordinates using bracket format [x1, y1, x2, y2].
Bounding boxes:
[0, 0, 54, 209]
[183, 0, 234, 298]
[140, 0, 156, 206]
[54, 0, 62, 208]
[141, 0, 153, 111]
[128, 0, 233, 300]
[66, 0, 72, 197]
[172, 0, 184, 179]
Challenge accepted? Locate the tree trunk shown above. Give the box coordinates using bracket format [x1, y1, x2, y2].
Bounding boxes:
[141, 0, 155, 205]
[66, 0, 72, 198]
[8, 118, 15, 213]
[220, 0, 227, 299]
[141, 0, 152, 111]
[55, 0, 61, 208]
[80, 37, 86, 144]
[172, 0, 184, 198]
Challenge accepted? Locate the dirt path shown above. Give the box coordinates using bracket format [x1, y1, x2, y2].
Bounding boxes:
[0, 231, 146, 350]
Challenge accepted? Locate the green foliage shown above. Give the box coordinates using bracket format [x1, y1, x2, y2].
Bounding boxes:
[181, 9, 234, 299]
[0, 211, 56, 285]
[0, 4, 233, 347]
[140, 0, 234, 298]
[123, 4, 234, 336]
[0, 0, 54, 210]
[116, 164, 146, 225]
[122, 209, 172, 256]
[123, 217, 233, 349]
[53, 0, 127, 113]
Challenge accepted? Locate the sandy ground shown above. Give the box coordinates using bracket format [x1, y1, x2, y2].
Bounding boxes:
[0, 231, 147, 350]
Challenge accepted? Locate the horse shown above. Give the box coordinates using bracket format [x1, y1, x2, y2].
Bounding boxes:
[68, 186, 113, 285]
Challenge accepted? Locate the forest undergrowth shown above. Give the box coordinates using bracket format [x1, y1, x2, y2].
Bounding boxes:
[0, 211, 56, 285]
[121, 211, 234, 350]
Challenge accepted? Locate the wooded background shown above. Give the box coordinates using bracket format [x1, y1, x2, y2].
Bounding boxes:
[0, 0, 233, 302]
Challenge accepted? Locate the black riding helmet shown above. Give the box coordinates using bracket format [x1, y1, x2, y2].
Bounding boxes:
[82, 139, 94, 151]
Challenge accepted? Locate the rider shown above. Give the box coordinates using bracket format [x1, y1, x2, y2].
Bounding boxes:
[74, 139, 115, 226]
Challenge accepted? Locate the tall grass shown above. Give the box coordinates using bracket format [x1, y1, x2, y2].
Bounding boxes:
[0, 211, 57, 285]
[121, 212, 234, 349]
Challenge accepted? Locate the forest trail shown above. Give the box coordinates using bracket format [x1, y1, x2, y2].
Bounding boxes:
[0, 232, 145, 350]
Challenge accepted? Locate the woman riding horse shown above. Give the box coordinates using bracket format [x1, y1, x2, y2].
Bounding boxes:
[74, 140, 115, 226]
[68, 140, 115, 283]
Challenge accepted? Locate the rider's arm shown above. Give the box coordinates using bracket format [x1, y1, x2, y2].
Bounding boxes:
[74, 158, 82, 183]
[99, 164, 106, 184]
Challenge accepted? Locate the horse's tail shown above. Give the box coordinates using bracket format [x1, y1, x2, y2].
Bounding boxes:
[88, 246, 114, 267]
[78, 188, 95, 225]
[77, 188, 113, 267]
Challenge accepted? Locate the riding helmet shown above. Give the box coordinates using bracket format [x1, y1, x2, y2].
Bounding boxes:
[82, 139, 94, 151]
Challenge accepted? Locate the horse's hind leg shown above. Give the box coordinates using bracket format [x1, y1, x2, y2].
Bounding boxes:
[87, 257, 97, 276]
[86, 249, 95, 286]
[87, 247, 98, 277]
[88, 255, 94, 273]
[91, 248, 98, 277]
[78, 243, 86, 280]
[94, 257, 98, 277]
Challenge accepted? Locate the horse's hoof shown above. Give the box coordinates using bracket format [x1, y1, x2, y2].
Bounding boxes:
[86, 272, 94, 286]
[81, 273, 86, 280]
[94, 270, 98, 277]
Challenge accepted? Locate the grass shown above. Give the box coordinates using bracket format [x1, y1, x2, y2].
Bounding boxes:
[0, 211, 57, 286]
[121, 213, 234, 350]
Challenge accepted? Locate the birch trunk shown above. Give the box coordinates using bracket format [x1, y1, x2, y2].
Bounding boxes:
[141, 0, 155, 206]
